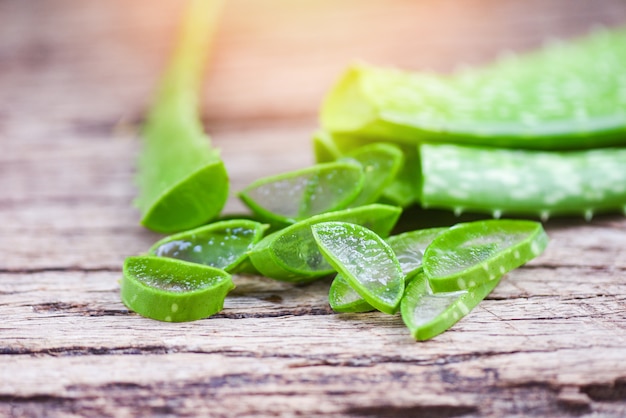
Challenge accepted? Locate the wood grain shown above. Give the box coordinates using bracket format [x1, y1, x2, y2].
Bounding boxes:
[1, 0, 626, 416]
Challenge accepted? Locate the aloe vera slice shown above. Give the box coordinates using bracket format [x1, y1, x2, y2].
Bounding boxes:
[328, 227, 447, 313]
[401, 272, 500, 341]
[248, 204, 401, 283]
[322, 27, 626, 150]
[136, 0, 229, 233]
[328, 274, 376, 313]
[340, 143, 404, 207]
[313, 130, 420, 207]
[148, 219, 267, 273]
[387, 227, 448, 275]
[121, 256, 234, 322]
[423, 220, 548, 293]
[312, 222, 404, 314]
[420, 142, 626, 220]
[239, 161, 365, 224]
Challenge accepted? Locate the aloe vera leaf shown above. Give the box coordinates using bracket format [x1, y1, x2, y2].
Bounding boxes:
[322, 27, 626, 150]
[401, 272, 500, 341]
[135, 0, 229, 233]
[420, 142, 626, 220]
[313, 130, 420, 207]
[423, 220, 548, 293]
[148, 219, 267, 273]
[312, 222, 404, 314]
[248, 204, 402, 283]
[340, 143, 404, 207]
[327, 227, 447, 313]
[238, 161, 365, 225]
[121, 256, 235, 322]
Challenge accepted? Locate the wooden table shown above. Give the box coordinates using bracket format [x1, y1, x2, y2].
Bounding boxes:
[2, 0, 626, 416]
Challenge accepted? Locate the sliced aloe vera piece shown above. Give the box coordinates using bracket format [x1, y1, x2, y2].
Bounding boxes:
[327, 226, 447, 313]
[322, 27, 626, 150]
[239, 161, 365, 224]
[121, 256, 234, 322]
[148, 219, 267, 273]
[248, 204, 401, 283]
[328, 274, 376, 313]
[420, 142, 626, 220]
[313, 130, 343, 163]
[312, 222, 404, 314]
[340, 143, 404, 207]
[387, 227, 448, 275]
[401, 272, 500, 341]
[136, 0, 228, 233]
[313, 130, 420, 207]
[423, 219, 548, 292]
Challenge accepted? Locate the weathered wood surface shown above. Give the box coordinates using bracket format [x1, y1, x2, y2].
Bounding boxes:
[2, 0, 626, 416]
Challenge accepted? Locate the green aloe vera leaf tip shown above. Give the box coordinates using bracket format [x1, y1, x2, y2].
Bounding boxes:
[136, 0, 228, 233]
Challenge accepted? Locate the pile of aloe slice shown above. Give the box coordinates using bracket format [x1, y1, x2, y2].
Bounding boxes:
[122, 1, 624, 339]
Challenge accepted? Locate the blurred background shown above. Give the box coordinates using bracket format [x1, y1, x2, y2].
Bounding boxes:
[2, 0, 626, 125]
[1, 0, 626, 217]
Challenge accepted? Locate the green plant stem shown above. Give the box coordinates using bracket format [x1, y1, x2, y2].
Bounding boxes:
[136, 0, 228, 233]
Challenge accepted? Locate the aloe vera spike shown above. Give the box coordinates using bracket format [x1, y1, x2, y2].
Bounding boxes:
[420, 142, 626, 220]
[321, 27, 626, 150]
[136, 0, 229, 233]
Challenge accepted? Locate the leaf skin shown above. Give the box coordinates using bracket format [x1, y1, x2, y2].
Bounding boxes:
[136, 0, 228, 233]
[321, 27, 626, 150]
[121, 256, 234, 322]
[419, 143, 626, 220]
